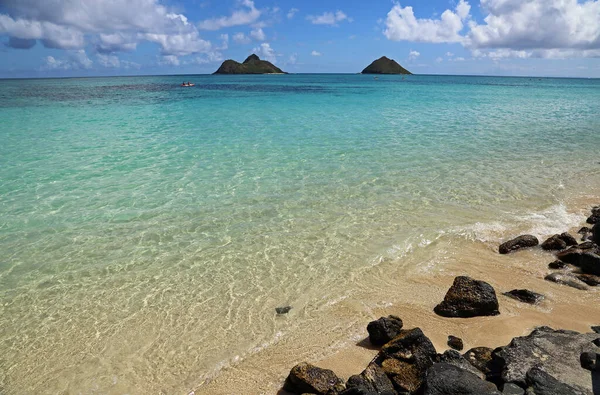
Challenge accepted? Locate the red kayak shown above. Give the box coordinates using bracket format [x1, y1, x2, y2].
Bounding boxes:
[181, 84, 195, 87]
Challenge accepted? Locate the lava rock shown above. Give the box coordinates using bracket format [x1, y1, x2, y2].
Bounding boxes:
[499, 235, 539, 254]
[586, 212, 600, 225]
[524, 366, 587, 395]
[447, 335, 464, 351]
[276, 306, 292, 315]
[541, 235, 567, 251]
[367, 315, 404, 346]
[377, 328, 437, 393]
[493, 326, 598, 392]
[341, 363, 396, 395]
[438, 350, 485, 379]
[544, 273, 589, 290]
[580, 352, 597, 371]
[503, 289, 544, 305]
[575, 273, 600, 286]
[578, 227, 591, 241]
[559, 233, 578, 247]
[548, 260, 568, 269]
[434, 276, 500, 318]
[463, 347, 495, 376]
[501, 383, 525, 395]
[576, 252, 600, 276]
[421, 363, 501, 395]
[592, 222, 600, 245]
[283, 362, 345, 395]
[591, 326, 600, 333]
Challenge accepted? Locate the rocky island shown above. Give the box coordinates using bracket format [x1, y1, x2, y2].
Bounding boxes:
[213, 54, 286, 75]
[362, 56, 412, 75]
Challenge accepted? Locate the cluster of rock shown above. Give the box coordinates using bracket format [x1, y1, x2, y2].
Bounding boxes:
[281, 206, 600, 394]
[213, 54, 286, 74]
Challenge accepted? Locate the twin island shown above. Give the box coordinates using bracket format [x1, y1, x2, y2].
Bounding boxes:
[213, 55, 412, 75]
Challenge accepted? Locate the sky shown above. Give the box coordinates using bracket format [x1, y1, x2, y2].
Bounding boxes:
[0, 0, 599, 78]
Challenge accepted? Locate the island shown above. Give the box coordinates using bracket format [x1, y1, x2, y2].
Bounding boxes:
[213, 54, 286, 74]
[361, 56, 412, 75]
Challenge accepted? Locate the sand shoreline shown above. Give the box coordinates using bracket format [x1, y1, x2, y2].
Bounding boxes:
[197, 197, 600, 394]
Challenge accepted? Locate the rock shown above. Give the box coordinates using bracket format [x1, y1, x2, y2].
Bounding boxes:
[499, 235, 539, 254]
[548, 260, 568, 269]
[493, 326, 598, 392]
[591, 326, 600, 333]
[367, 315, 404, 346]
[438, 350, 485, 379]
[576, 252, 600, 276]
[575, 273, 600, 286]
[503, 289, 544, 305]
[434, 276, 500, 318]
[283, 362, 345, 395]
[447, 335, 464, 351]
[580, 352, 597, 371]
[578, 227, 591, 241]
[586, 213, 600, 225]
[361, 56, 411, 75]
[421, 363, 501, 395]
[524, 367, 587, 395]
[276, 306, 292, 315]
[559, 233, 578, 247]
[341, 363, 396, 395]
[502, 383, 525, 395]
[213, 54, 286, 74]
[544, 273, 589, 290]
[377, 328, 437, 393]
[541, 235, 567, 251]
[592, 222, 600, 245]
[463, 347, 495, 376]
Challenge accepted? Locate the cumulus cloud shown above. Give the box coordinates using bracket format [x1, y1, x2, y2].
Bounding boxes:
[311, 50, 322, 56]
[408, 50, 420, 60]
[384, 0, 470, 43]
[6, 36, 37, 49]
[253, 42, 276, 62]
[0, 0, 215, 60]
[233, 32, 251, 44]
[198, 0, 260, 30]
[160, 55, 180, 66]
[287, 8, 299, 19]
[307, 10, 350, 26]
[43, 50, 92, 70]
[250, 28, 266, 41]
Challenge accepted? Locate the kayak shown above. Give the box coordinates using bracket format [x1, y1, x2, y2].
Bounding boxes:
[181, 84, 195, 87]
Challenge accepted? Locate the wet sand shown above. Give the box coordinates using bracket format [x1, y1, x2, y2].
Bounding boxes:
[197, 199, 600, 395]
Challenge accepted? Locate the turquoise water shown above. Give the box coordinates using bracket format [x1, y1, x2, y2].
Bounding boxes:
[1, 74, 600, 393]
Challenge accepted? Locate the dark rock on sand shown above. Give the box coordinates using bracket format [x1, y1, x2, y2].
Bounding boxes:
[544, 273, 589, 290]
[361, 56, 412, 75]
[559, 232, 578, 246]
[447, 335, 464, 351]
[499, 235, 539, 254]
[493, 326, 598, 392]
[580, 352, 598, 371]
[367, 315, 404, 346]
[593, 222, 600, 244]
[541, 235, 567, 251]
[578, 227, 591, 241]
[463, 347, 495, 377]
[501, 383, 525, 395]
[434, 276, 500, 318]
[378, 328, 437, 393]
[575, 273, 600, 286]
[548, 260, 568, 269]
[421, 363, 501, 395]
[283, 362, 345, 395]
[341, 363, 396, 395]
[438, 350, 485, 379]
[503, 289, 544, 305]
[276, 306, 292, 315]
[524, 366, 587, 395]
[591, 326, 600, 333]
[586, 207, 600, 224]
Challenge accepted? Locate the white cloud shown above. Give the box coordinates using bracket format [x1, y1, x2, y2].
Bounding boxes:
[436, 57, 443, 63]
[250, 28, 266, 41]
[190, 51, 224, 64]
[287, 53, 298, 64]
[311, 50, 322, 56]
[0, 0, 216, 57]
[43, 50, 92, 70]
[446, 52, 454, 57]
[287, 8, 299, 19]
[198, 0, 261, 30]
[218, 34, 229, 50]
[253, 42, 276, 62]
[160, 55, 180, 66]
[408, 50, 420, 60]
[233, 32, 251, 44]
[307, 10, 351, 26]
[97, 54, 121, 68]
[384, 0, 470, 43]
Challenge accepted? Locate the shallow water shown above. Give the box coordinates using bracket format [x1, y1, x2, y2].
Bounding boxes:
[0, 74, 599, 394]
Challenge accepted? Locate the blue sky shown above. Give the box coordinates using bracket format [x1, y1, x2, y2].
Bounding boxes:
[1, 0, 599, 78]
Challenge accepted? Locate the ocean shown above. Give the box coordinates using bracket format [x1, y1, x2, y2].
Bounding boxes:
[1, 74, 599, 394]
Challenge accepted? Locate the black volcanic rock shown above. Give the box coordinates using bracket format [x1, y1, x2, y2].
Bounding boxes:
[361, 56, 411, 75]
[503, 289, 544, 305]
[283, 362, 345, 394]
[434, 276, 500, 318]
[447, 336, 464, 351]
[541, 235, 567, 251]
[499, 235, 539, 254]
[341, 363, 396, 395]
[213, 54, 285, 74]
[421, 363, 501, 395]
[367, 315, 404, 346]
